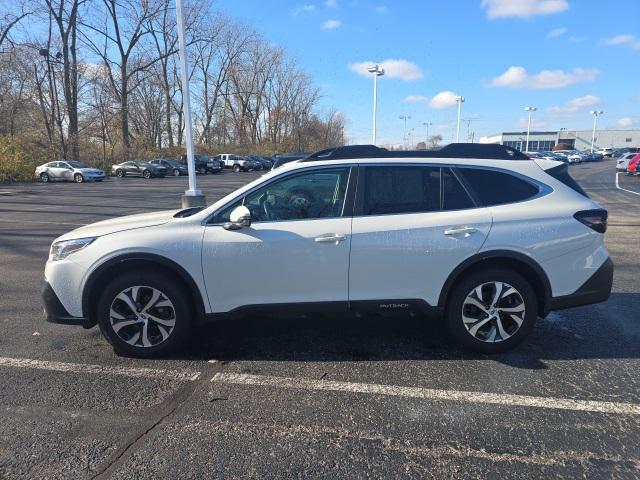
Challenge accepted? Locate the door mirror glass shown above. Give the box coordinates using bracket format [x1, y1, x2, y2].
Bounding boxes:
[224, 205, 252, 230]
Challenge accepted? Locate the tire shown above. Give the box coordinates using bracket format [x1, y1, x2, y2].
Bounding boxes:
[143, 170, 151, 179]
[173, 169, 181, 176]
[74, 173, 84, 183]
[40, 173, 50, 183]
[116, 169, 125, 178]
[233, 164, 240, 173]
[97, 271, 192, 357]
[444, 268, 537, 354]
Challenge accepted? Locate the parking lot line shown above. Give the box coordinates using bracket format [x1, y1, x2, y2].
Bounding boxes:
[211, 372, 640, 416]
[615, 173, 640, 196]
[0, 357, 201, 381]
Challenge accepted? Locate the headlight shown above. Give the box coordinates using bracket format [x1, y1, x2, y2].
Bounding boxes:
[49, 237, 96, 261]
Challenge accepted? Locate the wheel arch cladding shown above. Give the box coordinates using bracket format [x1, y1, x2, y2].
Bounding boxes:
[438, 250, 552, 317]
[82, 253, 206, 327]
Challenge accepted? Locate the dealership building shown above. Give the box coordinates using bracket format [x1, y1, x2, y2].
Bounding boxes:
[479, 129, 640, 151]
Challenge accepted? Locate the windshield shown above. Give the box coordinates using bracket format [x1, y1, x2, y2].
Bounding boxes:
[67, 161, 90, 168]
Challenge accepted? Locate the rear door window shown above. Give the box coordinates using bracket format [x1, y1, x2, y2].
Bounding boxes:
[456, 168, 539, 206]
[361, 166, 440, 215]
[442, 168, 476, 210]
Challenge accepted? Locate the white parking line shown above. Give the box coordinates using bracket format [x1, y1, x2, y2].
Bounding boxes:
[211, 372, 640, 416]
[615, 172, 640, 196]
[0, 357, 201, 381]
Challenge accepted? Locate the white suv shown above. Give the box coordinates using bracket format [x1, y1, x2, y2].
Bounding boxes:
[43, 144, 613, 357]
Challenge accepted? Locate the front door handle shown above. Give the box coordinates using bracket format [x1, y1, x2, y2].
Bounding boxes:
[444, 226, 477, 236]
[315, 234, 347, 243]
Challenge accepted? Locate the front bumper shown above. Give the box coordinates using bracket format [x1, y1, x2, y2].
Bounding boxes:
[549, 257, 613, 311]
[42, 282, 92, 328]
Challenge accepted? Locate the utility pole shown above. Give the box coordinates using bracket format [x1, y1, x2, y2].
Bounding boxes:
[367, 65, 384, 145]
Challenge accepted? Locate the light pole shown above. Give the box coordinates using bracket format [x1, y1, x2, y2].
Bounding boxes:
[367, 65, 384, 145]
[422, 121, 432, 146]
[590, 110, 603, 153]
[176, 0, 205, 208]
[399, 115, 411, 149]
[455, 96, 465, 142]
[524, 106, 537, 152]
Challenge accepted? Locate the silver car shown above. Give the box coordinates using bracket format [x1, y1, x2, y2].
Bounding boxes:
[35, 161, 106, 183]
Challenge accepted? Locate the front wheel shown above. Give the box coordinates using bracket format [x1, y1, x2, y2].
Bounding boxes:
[232, 164, 240, 173]
[74, 173, 84, 183]
[143, 170, 151, 179]
[40, 173, 50, 183]
[116, 169, 125, 178]
[445, 269, 537, 354]
[97, 272, 192, 357]
[173, 168, 181, 176]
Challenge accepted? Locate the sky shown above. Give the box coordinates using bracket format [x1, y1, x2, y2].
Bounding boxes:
[215, 0, 640, 146]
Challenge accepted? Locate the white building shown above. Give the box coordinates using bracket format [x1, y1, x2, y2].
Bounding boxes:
[479, 130, 640, 151]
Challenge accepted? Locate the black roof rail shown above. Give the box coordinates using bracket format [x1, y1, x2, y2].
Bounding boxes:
[301, 143, 529, 161]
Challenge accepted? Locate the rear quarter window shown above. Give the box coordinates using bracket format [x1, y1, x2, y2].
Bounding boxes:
[456, 168, 539, 206]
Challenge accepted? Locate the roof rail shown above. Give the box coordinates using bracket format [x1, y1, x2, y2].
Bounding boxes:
[301, 143, 529, 161]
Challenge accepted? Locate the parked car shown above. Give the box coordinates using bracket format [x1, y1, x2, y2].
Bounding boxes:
[178, 154, 209, 174]
[554, 150, 582, 164]
[525, 151, 556, 161]
[626, 155, 640, 175]
[271, 152, 311, 169]
[35, 160, 106, 183]
[206, 157, 223, 174]
[249, 155, 273, 170]
[111, 161, 167, 178]
[215, 154, 253, 172]
[597, 147, 614, 158]
[616, 152, 638, 171]
[43, 143, 612, 357]
[149, 159, 188, 176]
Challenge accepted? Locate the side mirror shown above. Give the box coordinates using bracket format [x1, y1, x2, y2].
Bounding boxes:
[224, 205, 252, 230]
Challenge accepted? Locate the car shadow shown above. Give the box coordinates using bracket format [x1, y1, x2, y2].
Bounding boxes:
[168, 292, 640, 370]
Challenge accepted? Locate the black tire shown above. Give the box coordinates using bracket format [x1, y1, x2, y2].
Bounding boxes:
[97, 271, 193, 357]
[143, 170, 151, 179]
[116, 169, 125, 178]
[232, 164, 240, 173]
[173, 168, 181, 176]
[40, 172, 50, 183]
[445, 268, 537, 354]
[74, 173, 84, 183]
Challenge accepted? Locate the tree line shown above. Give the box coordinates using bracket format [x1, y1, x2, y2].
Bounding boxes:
[0, 0, 346, 176]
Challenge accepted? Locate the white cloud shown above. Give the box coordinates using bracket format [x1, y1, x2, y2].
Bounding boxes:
[404, 95, 429, 104]
[601, 34, 640, 50]
[481, 0, 568, 19]
[429, 91, 462, 109]
[517, 116, 547, 128]
[348, 59, 423, 81]
[325, 0, 337, 7]
[489, 66, 599, 89]
[293, 4, 316, 16]
[547, 27, 568, 38]
[618, 117, 634, 128]
[548, 94, 601, 113]
[374, 5, 388, 13]
[321, 19, 341, 29]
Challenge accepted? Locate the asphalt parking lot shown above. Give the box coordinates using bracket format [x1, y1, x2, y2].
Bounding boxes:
[0, 162, 639, 479]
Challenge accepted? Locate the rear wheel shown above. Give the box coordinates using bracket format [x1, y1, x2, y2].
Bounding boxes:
[173, 168, 181, 176]
[97, 272, 192, 357]
[74, 173, 84, 183]
[445, 269, 537, 354]
[40, 173, 50, 183]
[233, 164, 240, 173]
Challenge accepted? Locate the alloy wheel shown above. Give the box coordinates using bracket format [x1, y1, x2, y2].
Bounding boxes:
[461, 281, 525, 343]
[40, 173, 49, 183]
[74, 173, 84, 183]
[109, 285, 176, 348]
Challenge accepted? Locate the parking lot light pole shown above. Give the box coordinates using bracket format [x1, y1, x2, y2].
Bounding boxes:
[524, 106, 537, 152]
[422, 121, 432, 146]
[399, 115, 411, 149]
[176, 0, 205, 208]
[590, 110, 603, 153]
[367, 65, 384, 145]
[455, 96, 465, 142]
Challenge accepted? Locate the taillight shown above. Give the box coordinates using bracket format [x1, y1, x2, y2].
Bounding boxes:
[574, 209, 608, 233]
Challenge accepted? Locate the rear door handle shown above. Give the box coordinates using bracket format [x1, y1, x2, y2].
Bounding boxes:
[315, 234, 347, 243]
[444, 226, 477, 236]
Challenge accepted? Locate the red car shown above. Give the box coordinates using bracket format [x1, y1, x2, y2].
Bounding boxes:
[627, 155, 640, 175]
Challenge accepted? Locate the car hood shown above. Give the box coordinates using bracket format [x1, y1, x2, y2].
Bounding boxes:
[77, 168, 104, 174]
[56, 209, 178, 241]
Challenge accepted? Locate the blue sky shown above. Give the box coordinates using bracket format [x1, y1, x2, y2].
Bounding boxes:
[216, 0, 640, 145]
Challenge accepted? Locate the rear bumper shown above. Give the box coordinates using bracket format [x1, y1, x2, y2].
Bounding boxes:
[549, 257, 613, 311]
[42, 282, 92, 328]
